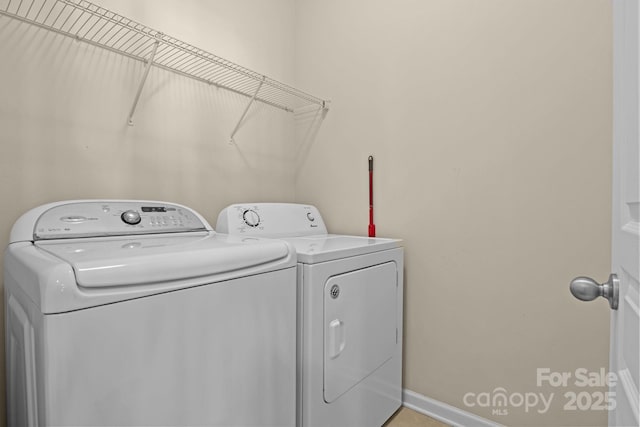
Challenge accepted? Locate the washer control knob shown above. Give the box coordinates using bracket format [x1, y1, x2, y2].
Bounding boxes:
[243, 209, 261, 227]
[121, 210, 142, 225]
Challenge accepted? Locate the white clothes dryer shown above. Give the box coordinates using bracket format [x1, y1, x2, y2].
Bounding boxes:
[5, 200, 297, 427]
[217, 203, 404, 427]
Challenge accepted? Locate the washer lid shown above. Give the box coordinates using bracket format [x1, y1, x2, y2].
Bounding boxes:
[284, 235, 400, 264]
[36, 233, 291, 288]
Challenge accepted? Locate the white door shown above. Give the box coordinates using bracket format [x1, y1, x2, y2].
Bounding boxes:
[571, 1, 640, 425]
[611, 1, 640, 425]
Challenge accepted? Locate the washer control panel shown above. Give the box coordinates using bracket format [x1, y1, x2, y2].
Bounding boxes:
[216, 203, 328, 237]
[34, 201, 208, 240]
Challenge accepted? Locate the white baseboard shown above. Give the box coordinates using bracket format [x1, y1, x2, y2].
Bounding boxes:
[402, 389, 503, 427]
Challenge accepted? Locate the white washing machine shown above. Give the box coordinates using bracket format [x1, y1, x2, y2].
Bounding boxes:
[217, 203, 404, 427]
[5, 200, 297, 427]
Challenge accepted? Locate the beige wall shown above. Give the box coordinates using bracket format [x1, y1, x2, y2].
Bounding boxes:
[0, 1, 613, 426]
[0, 1, 297, 423]
[294, 1, 612, 426]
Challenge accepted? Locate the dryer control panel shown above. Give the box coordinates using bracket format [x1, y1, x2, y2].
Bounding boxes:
[29, 201, 209, 240]
[216, 203, 328, 237]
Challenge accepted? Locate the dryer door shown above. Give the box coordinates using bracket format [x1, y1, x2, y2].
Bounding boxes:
[323, 262, 398, 403]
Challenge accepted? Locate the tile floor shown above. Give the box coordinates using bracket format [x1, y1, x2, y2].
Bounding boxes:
[384, 407, 450, 427]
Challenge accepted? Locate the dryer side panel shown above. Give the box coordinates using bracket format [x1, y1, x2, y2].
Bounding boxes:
[323, 261, 398, 403]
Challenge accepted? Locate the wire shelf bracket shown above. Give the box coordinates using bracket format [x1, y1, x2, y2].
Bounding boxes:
[229, 76, 265, 144]
[0, 0, 330, 138]
[128, 39, 159, 126]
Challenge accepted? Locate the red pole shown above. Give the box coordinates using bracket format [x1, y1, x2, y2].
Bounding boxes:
[368, 156, 376, 237]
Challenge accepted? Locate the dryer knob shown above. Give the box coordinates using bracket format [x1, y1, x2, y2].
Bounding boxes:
[121, 210, 142, 225]
[243, 209, 261, 227]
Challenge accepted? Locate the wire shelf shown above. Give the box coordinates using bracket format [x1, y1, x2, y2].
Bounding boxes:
[0, 0, 328, 116]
